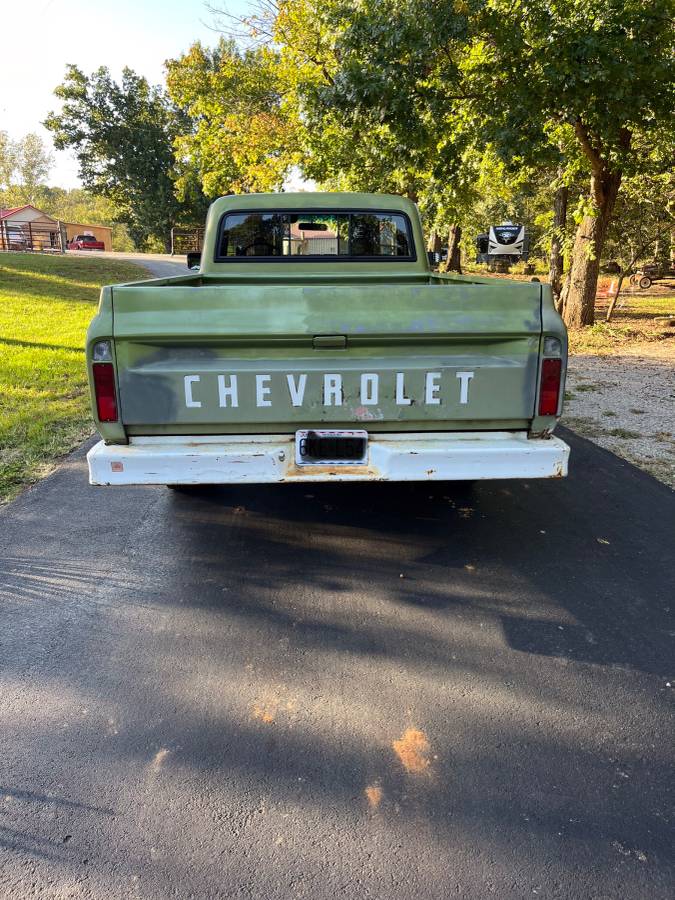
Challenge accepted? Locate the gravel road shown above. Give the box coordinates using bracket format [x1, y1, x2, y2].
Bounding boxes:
[67, 251, 189, 279]
[565, 351, 675, 488]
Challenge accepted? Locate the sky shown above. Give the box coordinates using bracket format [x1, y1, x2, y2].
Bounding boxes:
[1, 0, 253, 188]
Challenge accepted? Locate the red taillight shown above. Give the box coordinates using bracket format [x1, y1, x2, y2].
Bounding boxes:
[538, 358, 562, 416]
[93, 363, 118, 422]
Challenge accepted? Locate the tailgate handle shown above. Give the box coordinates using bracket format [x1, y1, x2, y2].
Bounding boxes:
[313, 334, 347, 350]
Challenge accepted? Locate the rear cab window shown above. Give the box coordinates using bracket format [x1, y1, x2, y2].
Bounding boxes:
[215, 210, 414, 261]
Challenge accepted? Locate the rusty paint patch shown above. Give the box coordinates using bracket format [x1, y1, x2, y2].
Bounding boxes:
[282, 460, 381, 480]
[392, 728, 431, 775]
[364, 784, 383, 809]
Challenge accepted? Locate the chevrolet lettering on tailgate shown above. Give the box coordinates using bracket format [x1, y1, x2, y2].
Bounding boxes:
[85, 192, 569, 487]
[182, 371, 475, 411]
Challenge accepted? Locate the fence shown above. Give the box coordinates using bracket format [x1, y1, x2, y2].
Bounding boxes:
[171, 227, 205, 255]
[0, 220, 65, 253]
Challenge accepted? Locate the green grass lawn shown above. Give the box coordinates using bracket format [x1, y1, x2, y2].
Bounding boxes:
[0, 253, 147, 504]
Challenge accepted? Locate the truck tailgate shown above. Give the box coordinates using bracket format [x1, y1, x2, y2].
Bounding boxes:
[111, 281, 542, 431]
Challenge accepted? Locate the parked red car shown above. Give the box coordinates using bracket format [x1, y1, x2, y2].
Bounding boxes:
[68, 234, 105, 251]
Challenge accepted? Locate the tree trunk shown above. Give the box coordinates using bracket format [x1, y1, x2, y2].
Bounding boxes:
[560, 170, 622, 328]
[549, 183, 568, 311]
[605, 271, 627, 322]
[447, 224, 462, 273]
[427, 230, 441, 254]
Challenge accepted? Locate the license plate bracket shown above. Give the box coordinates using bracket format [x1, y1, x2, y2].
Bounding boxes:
[295, 430, 368, 466]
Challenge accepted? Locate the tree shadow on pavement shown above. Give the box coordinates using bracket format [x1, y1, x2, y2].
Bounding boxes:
[164, 427, 674, 677]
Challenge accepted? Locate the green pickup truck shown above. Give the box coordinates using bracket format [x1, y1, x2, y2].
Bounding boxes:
[86, 192, 569, 486]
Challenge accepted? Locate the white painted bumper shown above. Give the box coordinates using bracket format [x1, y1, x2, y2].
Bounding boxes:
[87, 432, 569, 486]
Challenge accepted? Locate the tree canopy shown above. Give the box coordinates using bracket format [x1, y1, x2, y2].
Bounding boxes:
[269, 0, 674, 324]
[44, 65, 207, 250]
[41, 0, 675, 323]
[0, 132, 53, 202]
[166, 39, 299, 197]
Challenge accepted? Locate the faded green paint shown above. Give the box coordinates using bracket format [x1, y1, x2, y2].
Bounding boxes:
[86, 192, 567, 444]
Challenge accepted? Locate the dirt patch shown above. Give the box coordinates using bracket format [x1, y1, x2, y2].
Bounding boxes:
[392, 728, 432, 775]
[563, 350, 675, 488]
[364, 784, 383, 809]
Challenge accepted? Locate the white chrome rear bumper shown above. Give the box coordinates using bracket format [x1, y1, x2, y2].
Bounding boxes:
[87, 431, 569, 485]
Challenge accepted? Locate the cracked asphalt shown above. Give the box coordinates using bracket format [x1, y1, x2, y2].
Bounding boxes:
[0, 428, 673, 899]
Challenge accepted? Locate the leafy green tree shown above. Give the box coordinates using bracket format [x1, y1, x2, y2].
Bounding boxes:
[603, 154, 675, 320]
[210, 1, 454, 200]
[462, 0, 675, 326]
[0, 132, 52, 200]
[271, 0, 466, 201]
[166, 39, 299, 197]
[263, 0, 674, 326]
[254, 0, 473, 266]
[235, 1, 520, 265]
[45, 66, 206, 250]
[0, 131, 18, 191]
[15, 133, 53, 202]
[207, 1, 475, 262]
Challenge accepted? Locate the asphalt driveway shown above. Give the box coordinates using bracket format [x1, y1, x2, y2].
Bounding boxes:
[0, 429, 673, 899]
